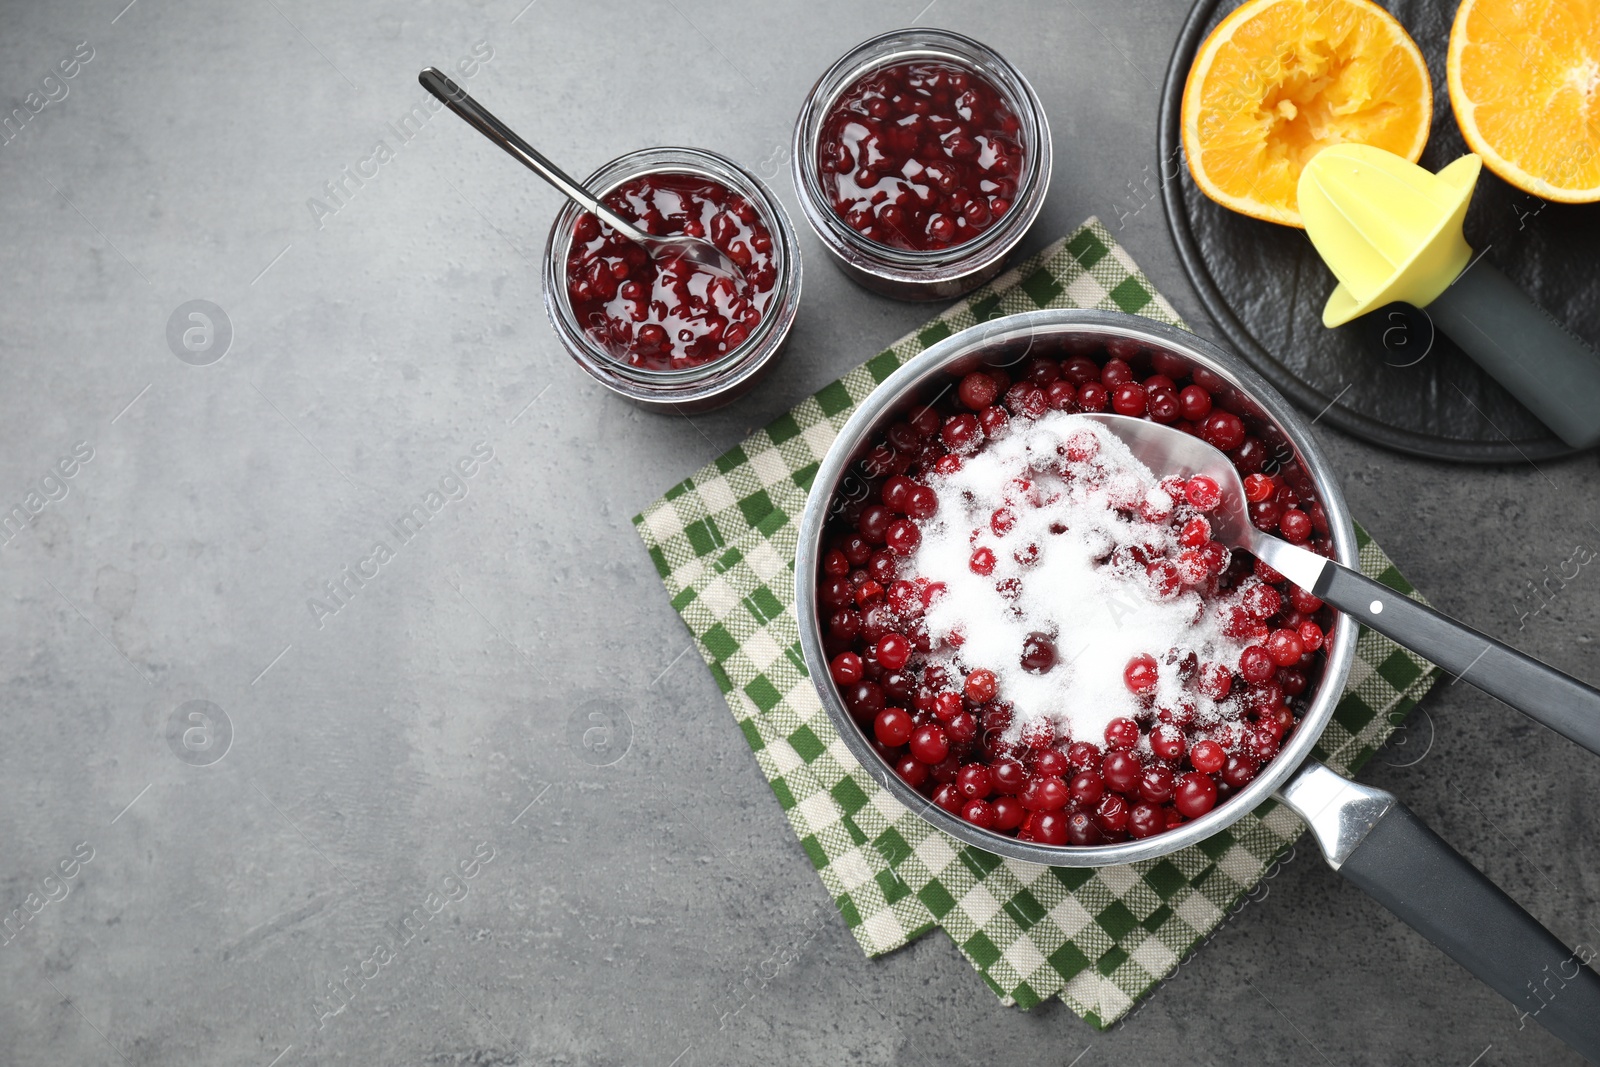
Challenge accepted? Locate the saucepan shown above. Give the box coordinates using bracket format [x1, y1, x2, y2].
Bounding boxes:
[794, 309, 1599, 1061]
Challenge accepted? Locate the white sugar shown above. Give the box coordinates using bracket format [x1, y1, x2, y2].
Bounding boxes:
[910, 413, 1251, 747]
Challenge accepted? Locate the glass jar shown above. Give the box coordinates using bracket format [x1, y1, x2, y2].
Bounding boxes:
[791, 27, 1052, 302]
[542, 146, 802, 413]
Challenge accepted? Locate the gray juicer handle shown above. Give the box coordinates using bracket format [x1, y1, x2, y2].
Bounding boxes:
[1340, 804, 1600, 1062]
[1427, 259, 1600, 449]
[1314, 564, 1600, 757]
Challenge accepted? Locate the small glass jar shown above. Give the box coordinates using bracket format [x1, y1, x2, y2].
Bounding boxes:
[791, 28, 1053, 302]
[542, 146, 802, 413]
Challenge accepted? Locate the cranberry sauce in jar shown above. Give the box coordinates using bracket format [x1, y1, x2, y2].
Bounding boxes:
[564, 172, 779, 373]
[817, 59, 1024, 252]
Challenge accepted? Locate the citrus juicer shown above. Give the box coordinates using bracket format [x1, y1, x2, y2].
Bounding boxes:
[1298, 143, 1600, 449]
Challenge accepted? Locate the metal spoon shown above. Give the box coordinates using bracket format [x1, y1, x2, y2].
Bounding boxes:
[418, 67, 744, 281]
[1081, 412, 1600, 757]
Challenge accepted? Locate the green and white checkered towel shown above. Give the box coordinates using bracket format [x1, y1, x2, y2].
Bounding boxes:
[633, 218, 1441, 1027]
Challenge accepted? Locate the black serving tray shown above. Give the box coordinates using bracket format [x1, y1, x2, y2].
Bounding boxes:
[1159, 0, 1600, 462]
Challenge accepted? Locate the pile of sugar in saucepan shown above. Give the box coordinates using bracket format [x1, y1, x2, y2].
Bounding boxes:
[909, 414, 1256, 758]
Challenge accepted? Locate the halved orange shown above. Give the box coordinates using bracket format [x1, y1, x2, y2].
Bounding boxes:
[1448, 0, 1600, 202]
[1182, 0, 1433, 227]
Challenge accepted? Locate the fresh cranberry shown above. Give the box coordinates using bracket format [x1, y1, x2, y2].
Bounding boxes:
[956, 763, 993, 799]
[969, 546, 996, 575]
[1005, 383, 1048, 419]
[895, 754, 929, 788]
[1221, 752, 1259, 788]
[1030, 810, 1070, 845]
[1150, 723, 1186, 763]
[1298, 620, 1324, 652]
[909, 723, 950, 765]
[1185, 476, 1222, 511]
[1067, 741, 1101, 773]
[946, 710, 978, 746]
[830, 652, 863, 685]
[1201, 411, 1246, 452]
[874, 634, 910, 671]
[874, 707, 913, 747]
[1046, 379, 1077, 410]
[991, 758, 1026, 795]
[1123, 654, 1159, 695]
[1147, 389, 1181, 423]
[1239, 645, 1275, 683]
[962, 798, 996, 828]
[960, 668, 996, 703]
[885, 519, 921, 555]
[1069, 771, 1104, 806]
[1173, 772, 1218, 818]
[1102, 750, 1142, 794]
[1019, 718, 1055, 751]
[1065, 811, 1103, 846]
[818, 60, 1023, 252]
[1241, 583, 1282, 620]
[1019, 631, 1057, 674]
[1243, 472, 1275, 502]
[1111, 382, 1148, 417]
[958, 372, 998, 411]
[1178, 385, 1212, 422]
[1138, 765, 1175, 804]
[991, 795, 1025, 830]
[932, 782, 964, 813]
[1127, 802, 1164, 839]
[1189, 739, 1225, 774]
[941, 413, 981, 452]
[1260, 631, 1300, 669]
[905, 483, 939, 520]
[1101, 358, 1133, 385]
[1077, 381, 1109, 412]
[1020, 775, 1070, 811]
[1093, 793, 1129, 833]
[1279, 508, 1313, 543]
[1105, 717, 1140, 750]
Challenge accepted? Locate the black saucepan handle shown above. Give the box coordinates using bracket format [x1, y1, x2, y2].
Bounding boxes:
[1314, 563, 1600, 756]
[1340, 802, 1600, 1061]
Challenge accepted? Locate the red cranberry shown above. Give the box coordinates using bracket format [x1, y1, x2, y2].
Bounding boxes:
[1020, 775, 1069, 811]
[874, 707, 913, 746]
[991, 795, 1025, 830]
[958, 372, 998, 411]
[1138, 765, 1175, 804]
[1032, 748, 1069, 778]
[871, 634, 906, 671]
[1201, 411, 1246, 451]
[830, 652, 863, 685]
[1221, 752, 1259, 788]
[1020, 631, 1057, 674]
[1123, 654, 1159, 695]
[1069, 771, 1104, 806]
[962, 798, 996, 828]
[909, 724, 950, 765]
[1127, 801, 1164, 839]
[1077, 381, 1109, 411]
[932, 782, 964, 813]
[941, 413, 981, 452]
[1298, 620, 1324, 652]
[1265, 629, 1303, 667]
[885, 519, 921, 555]
[1102, 750, 1142, 794]
[1185, 475, 1222, 511]
[1243, 472, 1275, 502]
[956, 763, 993, 799]
[946, 710, 978, 746]
[978, 404, 1010, 438]
[1019, 718, 1055, 751]
[1174, 772, 1218, 818]
[1111, 382, 1148, 416]
[1150, 723, 1186, 763]
[1190, 739, 1225, 774]
[991, 758, 1026, 795]
[962, 668, 997, 703]
[1093, 793, 1129, 833]
[1239, 645, 1275, 683]
[1046, 379, 1077, 410]
[1101, 358, 1133, 385]
[1030, 810, 1070, 845]
[1178, 385, 1212, 421]
[1241, 583, 1282, 620]
[1147, 389, 1181, 423]
[1105, 717, 1140, 750]
[1065, 811, 1103, 846]
[895, 754, 929, 789]
[1279, 508, 1312, 543]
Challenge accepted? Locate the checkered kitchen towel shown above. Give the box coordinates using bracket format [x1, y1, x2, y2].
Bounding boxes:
[633, 219, 1441, 1026]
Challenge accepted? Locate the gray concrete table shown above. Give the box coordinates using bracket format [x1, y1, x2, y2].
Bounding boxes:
[2, 1, 1596, 1064]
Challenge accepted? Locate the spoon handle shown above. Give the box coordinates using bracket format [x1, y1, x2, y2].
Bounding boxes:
[1308, 554, 1600, 756]
[418, 67, 644, 241]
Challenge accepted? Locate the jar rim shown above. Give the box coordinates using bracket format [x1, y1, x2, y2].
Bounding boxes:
[791, 27, 1053, 284]
[542, 146, 801, 395]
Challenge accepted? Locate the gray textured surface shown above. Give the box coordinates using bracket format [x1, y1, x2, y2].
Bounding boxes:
[1, 1, 1596, 1064]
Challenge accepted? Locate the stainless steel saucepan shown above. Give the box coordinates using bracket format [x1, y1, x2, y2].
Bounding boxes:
[794, 310, 1600, 1062]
